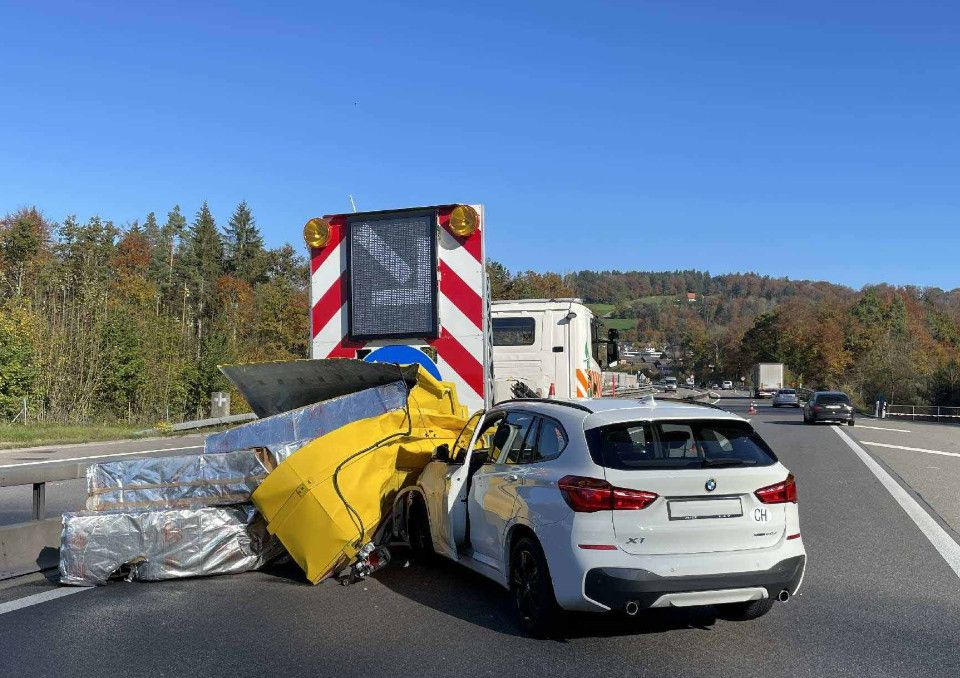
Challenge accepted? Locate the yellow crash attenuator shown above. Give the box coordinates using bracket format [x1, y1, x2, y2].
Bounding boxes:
[252, 367, 468, 583]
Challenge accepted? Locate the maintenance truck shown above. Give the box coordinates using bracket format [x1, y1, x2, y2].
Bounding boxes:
[303, 203, 617, 409]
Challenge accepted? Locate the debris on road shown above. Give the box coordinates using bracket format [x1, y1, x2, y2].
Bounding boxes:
[85, 448, 271, 511]
[59, 504, 282, 586]
[59, 359, 468, 588]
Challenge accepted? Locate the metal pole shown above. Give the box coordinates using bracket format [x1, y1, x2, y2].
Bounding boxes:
[32, 482, 45, 520]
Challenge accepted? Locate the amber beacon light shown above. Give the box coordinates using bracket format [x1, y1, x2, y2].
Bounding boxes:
[303, 217, 331, 248]
[448, 204, 479, 237]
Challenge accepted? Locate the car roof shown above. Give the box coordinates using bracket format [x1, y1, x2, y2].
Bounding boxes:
[493, 397, 747, 430]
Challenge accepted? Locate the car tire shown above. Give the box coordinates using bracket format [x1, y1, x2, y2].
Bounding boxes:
[510, 536, 561, 638]
[847, 420, 855, 427]
[718, 596, 775, 621]
[408, 496, 436, 564]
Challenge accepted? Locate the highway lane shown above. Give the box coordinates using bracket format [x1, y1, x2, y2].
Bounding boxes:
[2, 400, 960, 677]
[844, 418, 960, 538]
[0, 434, 206, 525]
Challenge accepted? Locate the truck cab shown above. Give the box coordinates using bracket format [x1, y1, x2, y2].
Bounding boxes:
[490, 299, 615, 402]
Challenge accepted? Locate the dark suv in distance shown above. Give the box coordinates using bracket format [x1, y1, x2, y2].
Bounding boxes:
[803, 391, 855, 426]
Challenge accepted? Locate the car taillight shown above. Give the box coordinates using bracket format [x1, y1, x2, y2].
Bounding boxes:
[755, 474, 798, 504]
[813, 405, 823, 411]
[558, 475, 658, 512]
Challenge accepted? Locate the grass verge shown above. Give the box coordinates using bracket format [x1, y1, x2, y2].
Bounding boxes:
[0, 423, 152, 450]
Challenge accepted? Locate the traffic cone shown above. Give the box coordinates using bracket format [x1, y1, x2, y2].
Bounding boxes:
[748, 401, 757, 415]
[548, 383, 556, 398]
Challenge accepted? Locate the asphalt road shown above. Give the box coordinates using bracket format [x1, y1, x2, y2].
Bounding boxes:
[2, 399, 960, 677]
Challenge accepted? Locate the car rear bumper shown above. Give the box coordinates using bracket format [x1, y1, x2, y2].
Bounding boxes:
[583, 555, 806, 611]
[810, 411, 854, 422]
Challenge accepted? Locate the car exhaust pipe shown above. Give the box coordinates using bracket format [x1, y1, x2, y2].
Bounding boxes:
[625, 601, 640, 616]
[777, 589, 790, 603]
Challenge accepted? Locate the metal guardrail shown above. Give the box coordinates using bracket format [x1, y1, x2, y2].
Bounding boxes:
[884, 404, 960, 422]
[168, 412, 256, 432]
[0, 447, 196, 520]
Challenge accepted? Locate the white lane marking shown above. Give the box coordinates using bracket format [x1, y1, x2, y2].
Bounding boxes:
[0, 445, 203, 469]
[834, 427, 960, 578]
[0, 587, 89, 615]
[856, 425, 911, 433]
[859, 441, 960, 459]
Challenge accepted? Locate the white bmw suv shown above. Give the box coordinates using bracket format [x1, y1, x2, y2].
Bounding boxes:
[398, 397, 806, 637]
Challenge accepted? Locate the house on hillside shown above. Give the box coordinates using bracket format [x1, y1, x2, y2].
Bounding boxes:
[686, 292, 697, 302]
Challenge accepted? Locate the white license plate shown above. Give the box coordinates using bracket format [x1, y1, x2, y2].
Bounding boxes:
[668, 498, 743, 520]
[826, 405, 840, 410]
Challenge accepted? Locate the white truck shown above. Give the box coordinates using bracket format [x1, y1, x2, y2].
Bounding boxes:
[752, 363, 785, 398]
[490, 298, 613, 402]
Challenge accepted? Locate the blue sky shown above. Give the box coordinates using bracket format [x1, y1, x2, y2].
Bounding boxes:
[2, 1, 958, 289]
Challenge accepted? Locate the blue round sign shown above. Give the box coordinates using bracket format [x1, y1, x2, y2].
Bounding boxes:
[362, 345, 443, 381]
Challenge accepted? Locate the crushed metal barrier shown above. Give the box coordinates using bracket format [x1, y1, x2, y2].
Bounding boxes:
[60, 504, 282, 586]
[86, 449, 271, 511]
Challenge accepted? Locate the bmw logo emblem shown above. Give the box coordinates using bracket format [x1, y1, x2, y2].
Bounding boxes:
[705, 479, 717, 492]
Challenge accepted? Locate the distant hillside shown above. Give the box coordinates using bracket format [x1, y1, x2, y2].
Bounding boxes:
[489, 262, 960, 407]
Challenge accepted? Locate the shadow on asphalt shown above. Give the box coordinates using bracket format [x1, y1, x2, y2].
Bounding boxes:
[374, 550, 720, 640]
[767, 420, 809, 426]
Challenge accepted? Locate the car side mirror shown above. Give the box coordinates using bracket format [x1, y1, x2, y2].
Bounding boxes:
[433, 444, 451, 463]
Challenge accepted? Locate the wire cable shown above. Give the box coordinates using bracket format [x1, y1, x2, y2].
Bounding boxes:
[331, 364, 414, 547]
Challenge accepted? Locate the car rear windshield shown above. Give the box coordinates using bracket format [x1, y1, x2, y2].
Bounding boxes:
[817, 394, 851, 405]
[778, 389, 796, 395]
[585, 420, 778, 470]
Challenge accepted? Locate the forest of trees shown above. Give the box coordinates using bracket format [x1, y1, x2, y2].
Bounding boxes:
[0, 204, 308, 424]
[3, 205, 959, 425]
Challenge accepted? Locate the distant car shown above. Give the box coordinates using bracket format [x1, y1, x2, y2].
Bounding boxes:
[772, 389, 800, 408]
[803, 391, 855, 426]
[721, 380, 734, 390]
[663, 377, 678, 392]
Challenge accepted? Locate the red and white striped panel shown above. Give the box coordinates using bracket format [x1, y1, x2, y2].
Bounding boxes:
[309, 205, 487, 411]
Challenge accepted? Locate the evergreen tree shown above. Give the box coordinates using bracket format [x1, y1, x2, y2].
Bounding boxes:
[159, 205, 188, 300]
[177, 202, 225, 350]
[224, 201, 268, 285]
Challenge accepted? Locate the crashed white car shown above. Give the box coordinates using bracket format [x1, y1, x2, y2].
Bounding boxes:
[396, 398, 806, 636]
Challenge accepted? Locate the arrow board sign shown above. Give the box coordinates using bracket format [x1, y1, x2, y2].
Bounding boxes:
[347, 210, 439, 339]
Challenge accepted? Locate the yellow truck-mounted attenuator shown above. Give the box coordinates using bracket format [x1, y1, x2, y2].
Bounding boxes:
[249, 365, 468, 583]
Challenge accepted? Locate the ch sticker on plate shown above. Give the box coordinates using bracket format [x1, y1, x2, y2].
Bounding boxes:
[752, 507, 771, 523]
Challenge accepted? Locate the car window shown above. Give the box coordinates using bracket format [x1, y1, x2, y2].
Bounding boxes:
[504, 412, 537, 464]
[817, 393, 851, 405]
[532, 417, 567, 462]
[697, 423, 777, 465]
[586, 422, 656, 468]
[658, 423, 699, 459]
[778, 389, 796, 395]
[451, 411, 484, 463]
[466, 415, 504, 463]
[495, 412, 535, 463]
[585, 420, 777, 469]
